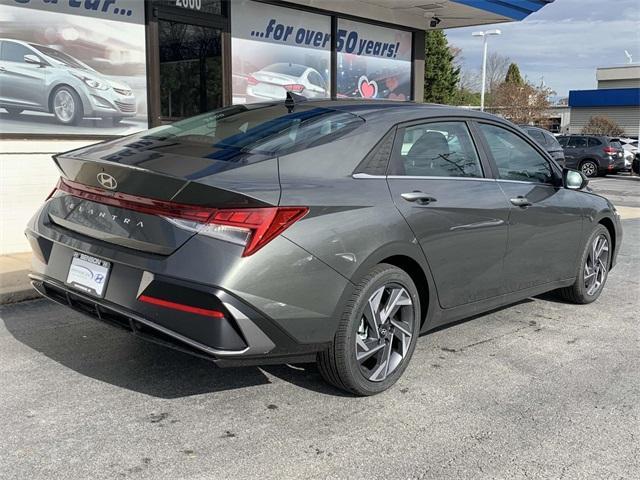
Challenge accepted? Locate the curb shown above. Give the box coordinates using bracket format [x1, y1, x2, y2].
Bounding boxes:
[0, 287, 40, 305]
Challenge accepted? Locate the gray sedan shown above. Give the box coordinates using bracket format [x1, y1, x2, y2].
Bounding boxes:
[26, 99, 622, 395]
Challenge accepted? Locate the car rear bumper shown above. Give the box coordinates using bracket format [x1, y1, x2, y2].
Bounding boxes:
[24, 205, 351, 365]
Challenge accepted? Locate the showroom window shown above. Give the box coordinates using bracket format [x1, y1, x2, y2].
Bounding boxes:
[336, 19, 413, 101]
[230, 1, 414, 104]
[230, 0, 331, 104]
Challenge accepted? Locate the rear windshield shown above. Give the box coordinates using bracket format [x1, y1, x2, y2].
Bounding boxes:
[264, 63, 307, 77]
[143, 104, 364, 157]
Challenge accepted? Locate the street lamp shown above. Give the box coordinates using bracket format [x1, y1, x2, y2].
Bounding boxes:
[472, 29, 501, 111]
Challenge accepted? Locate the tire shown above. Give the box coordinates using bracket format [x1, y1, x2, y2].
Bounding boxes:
[51, 86, 82, 125]
[557, 224, 611, 304]
[4, 107, 22, 116]
[317, 263, 421, 396]
[579, 160, 599, 178]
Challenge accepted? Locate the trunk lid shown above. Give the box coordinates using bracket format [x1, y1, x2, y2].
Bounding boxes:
[49, 129, 280, 255]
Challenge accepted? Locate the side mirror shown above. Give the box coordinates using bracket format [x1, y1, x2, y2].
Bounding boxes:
[563, 168, 588, 190]
[24, 54, 44, 66]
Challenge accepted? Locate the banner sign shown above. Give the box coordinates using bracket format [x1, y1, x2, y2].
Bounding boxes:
[0, 0, 148, 135]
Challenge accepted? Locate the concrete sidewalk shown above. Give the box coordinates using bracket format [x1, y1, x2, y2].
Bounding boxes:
[0, 253, 38, 305]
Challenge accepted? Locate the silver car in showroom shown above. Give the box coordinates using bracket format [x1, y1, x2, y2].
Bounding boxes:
[246, 63, 328, 101]
[0, 38, 136, 125]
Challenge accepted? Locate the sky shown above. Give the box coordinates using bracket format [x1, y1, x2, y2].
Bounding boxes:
[445, 0, 640, 98]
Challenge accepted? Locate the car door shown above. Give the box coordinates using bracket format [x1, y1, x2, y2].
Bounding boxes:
[475, 122, 583, 292]
[0, 41, 47, 109]
[386, 119, 511, 309]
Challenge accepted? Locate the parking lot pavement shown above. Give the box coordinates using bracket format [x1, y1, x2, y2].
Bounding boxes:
[589, 174, 640, 208]
[1, 183, 638, 480]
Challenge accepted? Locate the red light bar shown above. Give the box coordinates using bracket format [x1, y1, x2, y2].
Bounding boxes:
[57, 178, 216, 223]
[54, 178, 308, 256]
[138, 294, 225, 318]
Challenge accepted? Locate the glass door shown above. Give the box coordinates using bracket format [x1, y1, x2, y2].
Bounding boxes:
[158, 20, 223, 121]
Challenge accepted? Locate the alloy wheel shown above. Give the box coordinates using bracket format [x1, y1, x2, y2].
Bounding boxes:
[584, 234, 609, 296]
[54, 90, 75, 123]
[581, 161, 597, 177]
[355, 284, 414, 382]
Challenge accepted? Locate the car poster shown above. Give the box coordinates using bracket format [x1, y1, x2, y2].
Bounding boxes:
[0, 0, 148, 136]
[231, 0, 331, 104]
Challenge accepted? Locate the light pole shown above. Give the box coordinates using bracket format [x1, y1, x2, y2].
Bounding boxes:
[472, 29, 501, 111]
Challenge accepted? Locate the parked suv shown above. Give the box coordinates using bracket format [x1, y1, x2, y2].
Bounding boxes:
[520, 125, 565, 165]
[0, 39, 136, 125]
[558, 135, 625, 177]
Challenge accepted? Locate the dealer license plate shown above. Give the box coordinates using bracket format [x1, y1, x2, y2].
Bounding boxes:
[65, 252, 111, 298]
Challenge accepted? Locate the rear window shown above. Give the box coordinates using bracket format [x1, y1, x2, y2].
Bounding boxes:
[264, 63, 307, 77]
[143, 104, 364, 157]
[543, 132, 561, 148]
[610, 140, 622, 148]
[588, 137, 602, 147]
[558, 136, 569, 147]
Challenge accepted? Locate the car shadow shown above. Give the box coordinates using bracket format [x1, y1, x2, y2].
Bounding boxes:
[1, 299, 348, 399]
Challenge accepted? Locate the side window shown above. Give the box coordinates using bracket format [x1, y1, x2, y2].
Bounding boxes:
[478, 123, 554, 184]
[558, 136, 570, 147]
[589, 137, 603, 147]
[308, 71, 325, 89]
[572, 137, 588, 148]
[1, 41, 33, 63]
[391, 121, 483, 178]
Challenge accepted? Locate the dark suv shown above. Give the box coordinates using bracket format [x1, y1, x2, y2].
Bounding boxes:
[520, 126, 565, 165]
[558, 135, 625, 177]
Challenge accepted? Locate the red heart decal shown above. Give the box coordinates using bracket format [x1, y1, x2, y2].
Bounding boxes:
[358, 76, 378, 99]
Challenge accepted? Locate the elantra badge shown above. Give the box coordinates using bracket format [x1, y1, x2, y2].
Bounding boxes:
[97, 172, 117, 190]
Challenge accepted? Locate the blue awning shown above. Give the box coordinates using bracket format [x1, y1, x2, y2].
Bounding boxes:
[450, 0, 554, 21]
[569, 88, 640, 108]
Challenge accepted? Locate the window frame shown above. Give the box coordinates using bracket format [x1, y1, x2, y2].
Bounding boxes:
[386, 117, 491, 180]
[472, 120, 562, 187]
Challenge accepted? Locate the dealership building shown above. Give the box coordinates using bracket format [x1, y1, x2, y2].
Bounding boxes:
[0, 0, 554, 254]
[568, 65, 640, 136]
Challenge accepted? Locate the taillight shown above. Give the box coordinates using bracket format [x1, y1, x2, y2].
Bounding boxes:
[54, 178, 308, 256]
[247, 75, 259, 86]
[603, 146, 617, 155]
[202, 207, 308, 256]
[283, 84, 305, 93]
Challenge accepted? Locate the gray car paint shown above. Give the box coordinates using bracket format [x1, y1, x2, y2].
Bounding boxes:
[26, 100, 623, 364]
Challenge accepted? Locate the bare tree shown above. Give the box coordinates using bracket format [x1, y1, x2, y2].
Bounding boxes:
[581, 116, 625, 137]
[485, 52, 511, 96]
[492, 81, 553, 124]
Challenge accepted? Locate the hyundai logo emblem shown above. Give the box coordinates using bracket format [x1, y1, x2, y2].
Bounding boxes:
[97, 172, 117, 190]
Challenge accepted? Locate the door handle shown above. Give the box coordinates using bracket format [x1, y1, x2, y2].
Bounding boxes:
[510, 196, 532, 207]
[401, 192, 437, 205]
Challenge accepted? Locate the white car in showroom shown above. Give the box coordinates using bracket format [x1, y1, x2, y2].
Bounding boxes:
[246, 63, 328, 101]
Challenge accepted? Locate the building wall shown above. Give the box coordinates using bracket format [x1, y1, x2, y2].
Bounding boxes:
[568, 107, 640, 136]
[0, 140, 98, 255]
[598, 78, 640, 89]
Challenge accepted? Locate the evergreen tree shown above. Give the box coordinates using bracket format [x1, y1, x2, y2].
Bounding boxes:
[423, 30, 460, 104]
[505, 63, 524, 85]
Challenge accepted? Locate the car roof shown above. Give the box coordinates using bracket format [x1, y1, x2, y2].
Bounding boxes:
[292, 99, 507, 125]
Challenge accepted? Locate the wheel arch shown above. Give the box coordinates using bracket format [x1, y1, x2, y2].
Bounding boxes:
[343, 242, 438, 331]
[598, 216, 616, 265]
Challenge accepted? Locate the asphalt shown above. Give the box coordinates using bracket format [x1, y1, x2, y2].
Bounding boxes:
[0, 178, 638, 480]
